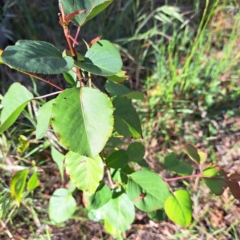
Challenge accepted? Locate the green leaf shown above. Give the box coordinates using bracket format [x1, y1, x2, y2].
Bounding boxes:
[202, 164, 227, 195]
[1, 40, 74, 74]
[112, 165, 135, 185]
[137, 159, 150, 169]
[63, 67, 77, 87]
[52, 87, 113, 158]
[10, 169, 29, 205]
[103, 193, 135, 232]
[127, 142, 145, 163]
[17, 135, 30, 153]
[104, 219, 123, 239]
[0, 83, 33, 133]
[84, 183, 111, 210]
[164, 152, 193, 176]
[65, 151, 103, 194]
[27, 168, 40, 191]
[184, 144, 207, 165]
[107, 70, 128, 83]
[127, 170, 170, 212]
[147, 209, 167, 222]
[113, 97, 142, 139]
[107, 137, 125, 148]
[36, 99, 55, 139]
[75, 40, 122, 76]
[51, 147, 65, 181]
[0, 49, 3, 64]
[49, 188, 76, 224]
[60, 0, 113, 26]
[164, 190, 193, 227]
[106, 150, 129, 169]
[105, 80, 130, 97]
[123, 92, 144, 101]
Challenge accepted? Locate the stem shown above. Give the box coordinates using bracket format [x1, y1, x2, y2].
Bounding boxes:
[59, 4, 84, 87]
[165, 174, 201, 182]
[0, 221, 13, 239]
[65, 29, 76, 58]
[34, 91, 62, 99]
[106, 167, 114, 189]
[165, 174, 226, 182]
[21, 201, 41, 228]
[73, 26, 81, 48]
[18, 70, 63, 91]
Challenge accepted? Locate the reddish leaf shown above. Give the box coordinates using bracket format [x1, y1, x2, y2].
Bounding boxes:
[227, 173, 240, 200]
[89, 36, 102, 48]
[65, 10, 85, 24]
[228, 173, 240, 183]
[228, 181, 240, 200]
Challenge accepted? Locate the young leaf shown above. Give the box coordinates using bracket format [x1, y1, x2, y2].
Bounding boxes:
[164, 152, 193, 176]
[27, 168, 40, 191]
[106, 150, 129, 169]
[65, 151, 103, 194]
[164, 190, 193, 227]
[52, 87, 113, 158]
[127, 170, 170, 212]
[17, 135, 30, 153]
[103, 193, 135, 232]
[1, 40, 74, 74]
[105, 80, 130, 97]
[202, 164, 227, 195]
[127, 142, 145, 163]
[184, 144, 207, 165]
[63, 67, 77, 87]
[184, 144, 200, 164]
[49, 188, 76, 224]
[75, 40, 122, 76]
[10, 169, 29, 205]
[84, 183, 111, 210]
[107, 70, 128, 84]
[36, 99, 55, 139]
[113, 97, 142, 139]
[60, 0, 113, 27]
[0, 83, 33, 133]
[51, 147, 65, 181]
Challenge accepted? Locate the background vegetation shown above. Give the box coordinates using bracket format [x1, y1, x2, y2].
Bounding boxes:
[0, 0, 240, 239]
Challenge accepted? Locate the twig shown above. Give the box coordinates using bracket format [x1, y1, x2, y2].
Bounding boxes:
[106, 167, 114, 189]
[0, 220, 13, 239]
[34, 91, 62, 100]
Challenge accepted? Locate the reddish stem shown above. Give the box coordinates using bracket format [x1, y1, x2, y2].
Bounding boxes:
[73, 27, 81, 48]
[164, 174, 201, 182]
[19, 70, 63, 91]
[165, 174, 226, 182]
[59, 11, 83, 86]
